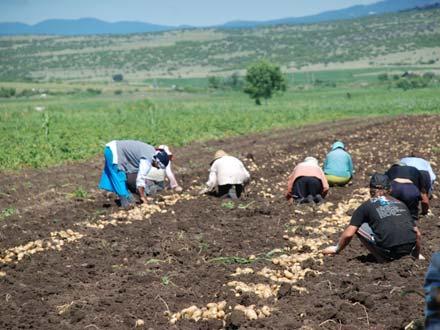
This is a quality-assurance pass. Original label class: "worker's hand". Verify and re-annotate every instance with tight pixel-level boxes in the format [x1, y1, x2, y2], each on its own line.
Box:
[198, 187, 209, 195]
[174, 186, 183, 193]
[140, 196, 149, 204]
[322, 245, 338, 255]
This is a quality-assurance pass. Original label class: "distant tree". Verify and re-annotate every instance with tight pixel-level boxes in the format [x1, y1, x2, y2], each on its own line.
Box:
[112, 74, 124, 82]
[377, 73, 389, 82]
[244, 60, 287, 105]
[208, 76, 221, 89]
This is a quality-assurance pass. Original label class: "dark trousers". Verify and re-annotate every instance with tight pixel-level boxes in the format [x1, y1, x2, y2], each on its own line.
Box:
[292, 176, 323, 200]
[357, 223, 415, 261]
[216, 184, 244, 199]
[126, 173, 164, 196]
[391, 181, 421, 220]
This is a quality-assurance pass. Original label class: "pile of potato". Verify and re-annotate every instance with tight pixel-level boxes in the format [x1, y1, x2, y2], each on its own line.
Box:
[0, 230, 83, 264]
[169, 301, 227, 324]
[234, 304, 272, 320]
[257, 266, 318, 285]
[227, 281, 279, 299]
[230, 267, 254, 277]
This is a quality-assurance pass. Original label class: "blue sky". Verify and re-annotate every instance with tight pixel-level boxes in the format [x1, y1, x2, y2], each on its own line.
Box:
[1, 0, 380, 26]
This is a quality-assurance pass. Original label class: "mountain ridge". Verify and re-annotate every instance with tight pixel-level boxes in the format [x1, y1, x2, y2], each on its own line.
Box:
[0, 0, 438, 36]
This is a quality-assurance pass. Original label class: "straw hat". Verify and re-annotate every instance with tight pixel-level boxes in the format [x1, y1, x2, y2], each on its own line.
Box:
[212, 150, 228, 163]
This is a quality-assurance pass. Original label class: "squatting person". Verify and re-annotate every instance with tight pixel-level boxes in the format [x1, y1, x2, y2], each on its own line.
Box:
[98, 140, 169, 207]
[322, 173, 421, 262]
[199, 150, 250, 200]
[286, 156, 329, 204]
[323, 140, 354, 186]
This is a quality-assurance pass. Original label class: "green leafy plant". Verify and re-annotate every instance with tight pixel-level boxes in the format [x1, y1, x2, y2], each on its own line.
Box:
[0, 207, 16, 220]
[71, 187, 89, 199]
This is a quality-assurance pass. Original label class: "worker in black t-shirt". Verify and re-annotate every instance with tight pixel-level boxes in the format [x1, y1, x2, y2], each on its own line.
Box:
[385, 161, 429, 220]
[323, 173, 421, 262]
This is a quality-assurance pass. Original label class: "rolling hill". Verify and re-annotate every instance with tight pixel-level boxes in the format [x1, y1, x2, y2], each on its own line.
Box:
[0, 7, 439, 81]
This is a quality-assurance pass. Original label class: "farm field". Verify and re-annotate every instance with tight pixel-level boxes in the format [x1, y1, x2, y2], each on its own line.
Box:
[1, 74, 440, 170]
[0, 115, 439, 329]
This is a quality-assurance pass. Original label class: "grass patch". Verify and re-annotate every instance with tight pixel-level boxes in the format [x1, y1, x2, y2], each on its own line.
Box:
[0, 207, 16, 220]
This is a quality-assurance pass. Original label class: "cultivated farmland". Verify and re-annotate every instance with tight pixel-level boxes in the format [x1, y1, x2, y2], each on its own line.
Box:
[1, 6, 440, 330]
[0, 116, 439, 329]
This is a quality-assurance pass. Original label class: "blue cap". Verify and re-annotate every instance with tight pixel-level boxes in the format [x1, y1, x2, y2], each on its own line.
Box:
[331, 141, 345, 150]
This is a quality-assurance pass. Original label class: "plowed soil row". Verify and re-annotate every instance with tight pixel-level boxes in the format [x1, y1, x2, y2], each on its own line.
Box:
[0, 115, 439, 329]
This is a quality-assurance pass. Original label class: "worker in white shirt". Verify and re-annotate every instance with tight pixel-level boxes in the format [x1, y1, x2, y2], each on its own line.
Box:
[126, 145, 182, 196]
[199, 150, 250, 200]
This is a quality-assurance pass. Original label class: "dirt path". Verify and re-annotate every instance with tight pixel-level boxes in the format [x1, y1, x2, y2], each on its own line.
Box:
[0, 115, 439, 329]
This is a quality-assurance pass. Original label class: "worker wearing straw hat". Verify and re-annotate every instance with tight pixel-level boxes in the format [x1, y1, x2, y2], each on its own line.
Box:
[199, 150, 250, 200]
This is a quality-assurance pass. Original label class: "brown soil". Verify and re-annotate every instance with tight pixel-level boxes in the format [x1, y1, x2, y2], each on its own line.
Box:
[0, 115, 439, 330]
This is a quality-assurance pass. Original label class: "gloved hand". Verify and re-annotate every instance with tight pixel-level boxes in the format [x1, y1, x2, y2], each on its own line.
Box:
[322, 245, 338, 255]
[198, 187, 209, 195]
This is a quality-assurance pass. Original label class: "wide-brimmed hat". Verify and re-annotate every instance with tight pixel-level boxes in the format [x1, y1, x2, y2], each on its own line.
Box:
[304, 156, 319, 166]
[212, 150, 228, 164]
[369, 173, 390, 190]
[331, 141, 345, 150]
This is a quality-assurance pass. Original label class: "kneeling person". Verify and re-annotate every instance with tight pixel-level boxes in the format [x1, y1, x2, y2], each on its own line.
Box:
[323, 140, 354, 186]
[199, 150, 250, 200]
[286, 157, 329, 204]
[323, 173, 421, 262]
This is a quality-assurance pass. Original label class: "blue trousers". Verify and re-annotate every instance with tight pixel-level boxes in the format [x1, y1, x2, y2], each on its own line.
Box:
[98, 147, 130, 198]
[425, 252, 440, 329]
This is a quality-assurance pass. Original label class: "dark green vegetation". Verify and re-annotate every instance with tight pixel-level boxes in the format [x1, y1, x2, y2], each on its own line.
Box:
[244, 60, 287, 105]
[0, 8, 440, 81]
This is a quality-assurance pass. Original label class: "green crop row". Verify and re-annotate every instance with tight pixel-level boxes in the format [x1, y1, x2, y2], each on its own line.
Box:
[1, 83, 440, 171]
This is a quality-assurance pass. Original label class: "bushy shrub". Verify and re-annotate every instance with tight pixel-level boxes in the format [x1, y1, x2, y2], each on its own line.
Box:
[0, 87, 16, 98]
[112, 74, 124, 82]
[86, 88, 102, 95]
[378, 73, 389, 82]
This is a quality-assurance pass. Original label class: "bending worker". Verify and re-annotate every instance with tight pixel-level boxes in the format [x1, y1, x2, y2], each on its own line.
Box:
[401, 152, 436, 197]
[126, 145, 183, 196]
[99, 140, 169, 207]
[323, 140, 354, 186]
[385, 161, 429, 220]
[286, 156, 329, 204]
[199, 150, 250, 200]
[323, 173, 421, 262]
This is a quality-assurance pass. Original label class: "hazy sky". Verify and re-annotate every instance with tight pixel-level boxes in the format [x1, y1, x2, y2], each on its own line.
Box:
[1, 0, 380, 26]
